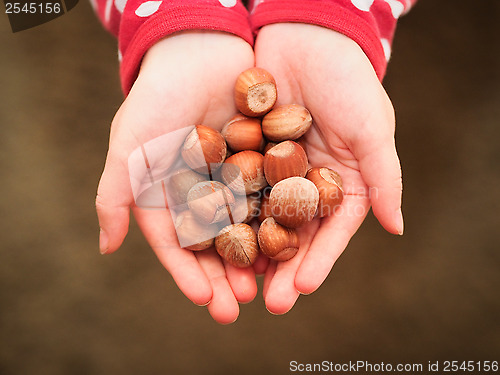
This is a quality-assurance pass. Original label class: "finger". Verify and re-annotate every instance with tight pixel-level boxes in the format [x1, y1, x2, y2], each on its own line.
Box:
[356, 135, 404, 235]
[96, 151, 133, 255]
[295, 195, 370, 295]
[263, 220, 319, 315]
[133, 206, 213, 306]
[264, 259, 302, 315]
[262, 260, 277, 302]
[253, 253, 270, 276]
[196, 249, 240, 325]
[224, 262, 258, 304]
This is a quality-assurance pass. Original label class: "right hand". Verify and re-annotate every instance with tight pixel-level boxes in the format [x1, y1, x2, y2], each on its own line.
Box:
[95, 31, 256, 324]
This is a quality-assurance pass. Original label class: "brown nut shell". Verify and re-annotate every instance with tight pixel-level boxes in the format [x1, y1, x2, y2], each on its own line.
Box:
[220, 151, 268, 195]
[234, 68, 277, 117]
[269, 176, 319, 228]
[167, 168, 207, 205]
[187, 181, 235, 224]
[181, 125, 227, 176]
[262, 104, 312, 142]
[229, 193, 261, 224]
[306, 167, 344, 217]
[215, 223, 259, 268]
[221, 115, 264, 152]
[263, 141, 308, 186]
[257, 186, 272, 223]
[258, 217, 300, 261]
[174, 211, 217, 251]
[262, 142, 278, 155]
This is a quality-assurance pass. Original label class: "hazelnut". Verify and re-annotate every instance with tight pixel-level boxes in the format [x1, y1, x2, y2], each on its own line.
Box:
[306, 167, 344, 217]
[221, 115, 264, 152]
[215, 223, 259, 268]
[220, 151, 268, 195]
[181, 125, 227, 177]
[263, 141, 308, 186]
[187, 181, 235, 224]
[262, 104, 312, 142]
[174, 211, 217, 251]
[269, 176, 319, 228]
[167, 168, 206, 205]
[258, 217, 300, 261]
[257, 186, 272, 223]
[229, 193, 261, 224]
[234, 67, 277, 117]
[262, 141, 278, 155]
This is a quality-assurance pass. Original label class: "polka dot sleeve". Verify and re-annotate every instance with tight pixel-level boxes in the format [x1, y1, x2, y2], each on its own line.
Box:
[93, 0, 253, 95]
[249, 0, 417, 81]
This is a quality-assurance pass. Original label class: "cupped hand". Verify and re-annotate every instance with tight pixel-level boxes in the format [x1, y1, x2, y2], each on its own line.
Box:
[95, 31, 256, 324]
[254, 23, 404, 314]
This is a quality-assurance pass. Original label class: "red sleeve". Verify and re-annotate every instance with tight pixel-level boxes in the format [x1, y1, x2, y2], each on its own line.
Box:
[93, 0, 254, 95]
[249, 0, 417, 81]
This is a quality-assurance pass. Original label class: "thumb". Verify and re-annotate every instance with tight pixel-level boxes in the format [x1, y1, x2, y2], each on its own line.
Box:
[349, 89, 404, 237]
[95, 150, 133, 254]
[357, 135, 404, 235]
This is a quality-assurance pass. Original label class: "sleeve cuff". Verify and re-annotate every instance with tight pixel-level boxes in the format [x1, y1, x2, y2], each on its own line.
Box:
[119, 3, 253, 95]
[250, 0, 390, 80]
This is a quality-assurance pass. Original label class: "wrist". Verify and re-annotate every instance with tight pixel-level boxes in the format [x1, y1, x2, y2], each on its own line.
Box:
[256, 23, 376, 79]
[250, 0, 402, 81]
[133, 31, 254, 95]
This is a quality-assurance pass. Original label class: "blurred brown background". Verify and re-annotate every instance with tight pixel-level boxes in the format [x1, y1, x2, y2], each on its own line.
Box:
[1, 1, 499, 374]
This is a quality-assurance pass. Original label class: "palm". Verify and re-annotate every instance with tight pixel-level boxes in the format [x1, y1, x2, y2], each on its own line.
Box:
[255, 24, 403, 314]
[96, 32, 256, 324]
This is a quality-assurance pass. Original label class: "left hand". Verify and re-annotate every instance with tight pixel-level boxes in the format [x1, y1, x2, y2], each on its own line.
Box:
[254, 23, 404, 314]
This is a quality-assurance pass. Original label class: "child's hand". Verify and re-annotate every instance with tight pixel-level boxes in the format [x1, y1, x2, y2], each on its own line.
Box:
[254, 23, 404, 314]
[95, 31, 255, 324]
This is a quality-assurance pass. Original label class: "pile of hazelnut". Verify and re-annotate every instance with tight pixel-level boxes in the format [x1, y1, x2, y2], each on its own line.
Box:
[170, 68, 344, 268]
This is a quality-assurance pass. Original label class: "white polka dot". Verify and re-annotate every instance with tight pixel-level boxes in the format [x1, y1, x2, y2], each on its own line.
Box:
[350, 0, 374, 12]
[383, 0, 404, 18]
[104, 0, 113, 22]
[250, 0, 263, 13]
[115, 0, 127, 13]
[135, 1, 162, 17]
[218, 0, 236, 7]
[380, 38, 391, 61]
[118, 49, 123, 62]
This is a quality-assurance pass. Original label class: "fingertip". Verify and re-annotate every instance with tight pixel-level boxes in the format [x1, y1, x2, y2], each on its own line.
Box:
[226, 265, 258, 304]
[372, 204, 404, 236]
[96, 200, 130, 254]
[97, 225, 128, 255]
[253, 253, 270, 275]
[212, 306, 239, 325]
[295, 267, 322, 296]
[99, 228, 109, 255]
[234, 284, 257, 305]
[206, 281, 240, 325]
[188, 284, 212, 307]
[265, 292, 299, 315]
[264, 277, 300, 315]
[173, 266, 213, 307]
[394, 208, 404, 235]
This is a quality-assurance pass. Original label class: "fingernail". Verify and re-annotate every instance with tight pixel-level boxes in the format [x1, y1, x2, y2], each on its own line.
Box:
[99, 228, 109, 254]
[395, 208, 404, 235]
